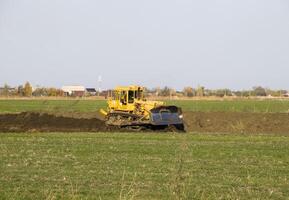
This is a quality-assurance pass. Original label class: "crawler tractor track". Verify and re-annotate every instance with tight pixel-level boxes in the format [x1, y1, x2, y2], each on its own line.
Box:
[105, 111, 185, 132]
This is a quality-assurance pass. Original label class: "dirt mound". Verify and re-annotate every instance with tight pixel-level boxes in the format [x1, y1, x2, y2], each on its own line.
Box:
[0, 112, 114, 132]
[1, 112, 289, 134]
[184, 112, 289, 134]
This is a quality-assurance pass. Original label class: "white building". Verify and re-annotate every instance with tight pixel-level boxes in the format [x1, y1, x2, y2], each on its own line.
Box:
[62, 85, 85, 97]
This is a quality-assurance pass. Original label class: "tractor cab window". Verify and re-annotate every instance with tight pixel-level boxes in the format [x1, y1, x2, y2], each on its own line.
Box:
[120, 91, 127, 105]
[128, 90, 134, 104]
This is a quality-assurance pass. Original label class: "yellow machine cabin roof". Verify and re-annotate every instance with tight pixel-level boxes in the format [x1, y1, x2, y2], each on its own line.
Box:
[114, 85, 144, 91]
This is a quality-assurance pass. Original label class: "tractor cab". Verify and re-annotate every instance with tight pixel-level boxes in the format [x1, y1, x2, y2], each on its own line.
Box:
[108, 86, 145, 112]
[118, 86, 143, 105]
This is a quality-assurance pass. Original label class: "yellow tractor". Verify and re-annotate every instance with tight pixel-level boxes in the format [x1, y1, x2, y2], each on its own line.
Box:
[100, 85, 184, 131]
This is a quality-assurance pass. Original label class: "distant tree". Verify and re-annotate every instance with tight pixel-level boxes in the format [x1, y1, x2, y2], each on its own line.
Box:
[170, 88, 176, 97]
[160, 86, 171, 96]
[225, 89, 232, 96]
[253, 86, 267, 96]
[183, 87, 195, 97]
[232, 90, 250, 97]
[215, 89, 225, 97]
[47, 88, 57, 96]
[143, 87, 154, 97]
[17, 85, 24, 96]
[56, 89, 64, 96]
[1, 84, 10, 96]
[155, 87, 161, 96]
[215, 89, 232, 97]
[204, 89, 214, 96]
[33, 87, 47, 96]
[242, 91, 251, 97]
[32, 87, 64, 97]
[266, 89, 278, 97]
[234, 91, 242, 97]
[279, 90, 288, 97]
[266, 89, 288, 97]
[196, 86, 205, 97]
[24, 82, 33, 97]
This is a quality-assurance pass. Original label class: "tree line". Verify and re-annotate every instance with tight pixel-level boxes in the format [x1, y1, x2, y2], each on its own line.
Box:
[0, 82, 63, 97]
[147, 86, 288, 98]
[0, 82, 288, 98]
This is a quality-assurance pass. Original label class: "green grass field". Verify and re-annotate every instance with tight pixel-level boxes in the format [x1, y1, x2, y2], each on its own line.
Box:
[1, 99, 289, 113]
[1, 132, 289, 199]
[1, 100, 289, 199]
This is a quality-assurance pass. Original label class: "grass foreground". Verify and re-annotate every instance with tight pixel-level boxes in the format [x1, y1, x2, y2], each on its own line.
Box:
[1, 132, 289, 199]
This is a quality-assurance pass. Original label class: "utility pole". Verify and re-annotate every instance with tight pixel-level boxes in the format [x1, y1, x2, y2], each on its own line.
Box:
[97, 75, 102, 97]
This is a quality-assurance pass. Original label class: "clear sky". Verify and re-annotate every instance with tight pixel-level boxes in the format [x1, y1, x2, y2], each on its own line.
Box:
[0, 0, 289, 90]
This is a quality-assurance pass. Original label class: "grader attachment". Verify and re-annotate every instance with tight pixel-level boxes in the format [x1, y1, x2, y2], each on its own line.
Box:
[150, 106, 183, 126]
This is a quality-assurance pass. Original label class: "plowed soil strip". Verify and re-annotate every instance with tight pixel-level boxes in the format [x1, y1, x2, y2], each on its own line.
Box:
[0, 112, 113, 132]
[0, 112, 289, 134]
[184, 112, 289, 134]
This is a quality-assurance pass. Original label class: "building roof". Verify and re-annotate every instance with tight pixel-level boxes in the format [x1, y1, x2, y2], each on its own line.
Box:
[62, 86, 85, 92]
[86, 88, 97, 92]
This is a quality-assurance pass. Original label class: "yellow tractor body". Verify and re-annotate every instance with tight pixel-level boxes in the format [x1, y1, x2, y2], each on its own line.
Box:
[100, 85, 184, 130]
